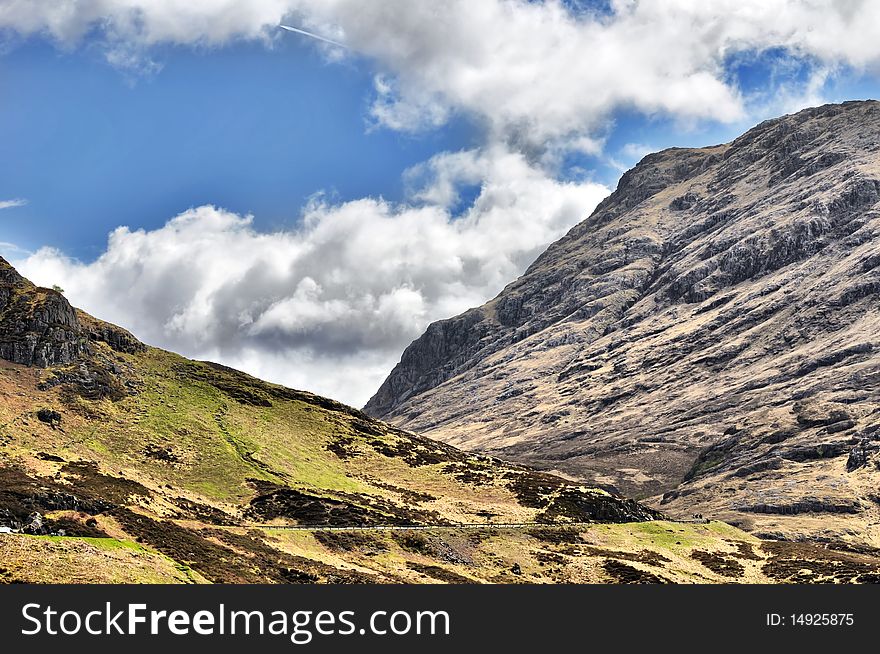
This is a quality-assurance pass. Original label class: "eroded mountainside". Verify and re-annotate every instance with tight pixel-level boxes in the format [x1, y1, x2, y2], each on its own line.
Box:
[366, 101, 880, 546]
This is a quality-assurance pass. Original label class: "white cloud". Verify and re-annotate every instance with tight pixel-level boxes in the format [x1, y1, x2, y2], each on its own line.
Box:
[14, 147, 608, 406]
[0, 0, 290, 46]
[4, 1, 880, 152]
[606, 142, 657, 172]
[619, 143, 654, 161]
[0, 198, 27, 210]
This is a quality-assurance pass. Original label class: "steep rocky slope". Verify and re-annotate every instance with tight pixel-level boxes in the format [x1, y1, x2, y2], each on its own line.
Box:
[366, 101, 880, 546]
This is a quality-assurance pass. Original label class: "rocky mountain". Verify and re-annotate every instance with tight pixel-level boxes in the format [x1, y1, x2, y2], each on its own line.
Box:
[366, 100, 880, 547]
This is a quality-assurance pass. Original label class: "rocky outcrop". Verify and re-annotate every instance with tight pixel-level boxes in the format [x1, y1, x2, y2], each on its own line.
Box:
[0, 258, 87, 366]
[366, 308, 501, 417]
[77, 310, 145, 355]
[0, 256, 145, 368]
[366, 101, 880, 542]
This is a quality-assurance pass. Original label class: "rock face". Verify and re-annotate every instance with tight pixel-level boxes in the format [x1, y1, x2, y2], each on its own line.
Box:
[366, 101, 880, 543]
[0, 258, 86, 366]
[0, 256, 144, 367]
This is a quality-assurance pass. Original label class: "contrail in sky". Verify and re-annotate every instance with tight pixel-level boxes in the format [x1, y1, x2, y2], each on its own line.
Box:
[0, 198, 27, 210]
[279, 25, 346, 48]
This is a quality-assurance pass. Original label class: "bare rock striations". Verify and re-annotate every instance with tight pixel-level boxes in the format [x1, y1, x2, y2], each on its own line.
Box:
[0, 256, 144, 367]
[0, 258, 85, 366]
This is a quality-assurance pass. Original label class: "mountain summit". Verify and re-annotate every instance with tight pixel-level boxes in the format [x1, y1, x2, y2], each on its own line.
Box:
[366, 101, 880, 545]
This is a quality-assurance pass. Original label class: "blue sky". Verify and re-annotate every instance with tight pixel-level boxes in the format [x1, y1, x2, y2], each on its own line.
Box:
[2, 1, 880, 405]
[0, 37, 479, 259]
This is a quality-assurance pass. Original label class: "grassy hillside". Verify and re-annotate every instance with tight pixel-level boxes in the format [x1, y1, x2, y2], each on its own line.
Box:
[0, 337, 667, 584]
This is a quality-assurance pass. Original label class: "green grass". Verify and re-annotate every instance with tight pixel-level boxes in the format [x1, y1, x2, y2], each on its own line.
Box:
[30, 534, 145, 552]
[599, 520, 756, 549]
[68, 348, 406, 501]
[173, 562, 202, 584]
[7, 346, 733, 566]
[223, 400, 375, 494]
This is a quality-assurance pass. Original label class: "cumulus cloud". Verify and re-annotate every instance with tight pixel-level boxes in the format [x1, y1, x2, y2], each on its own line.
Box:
[4, 1, 880, 151]
[0, 0, 290, 46]
[15, 147, 608, 405]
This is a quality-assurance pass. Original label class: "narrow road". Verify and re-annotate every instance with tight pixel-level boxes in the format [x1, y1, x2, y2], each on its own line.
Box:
[243, 518, 711, 532]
